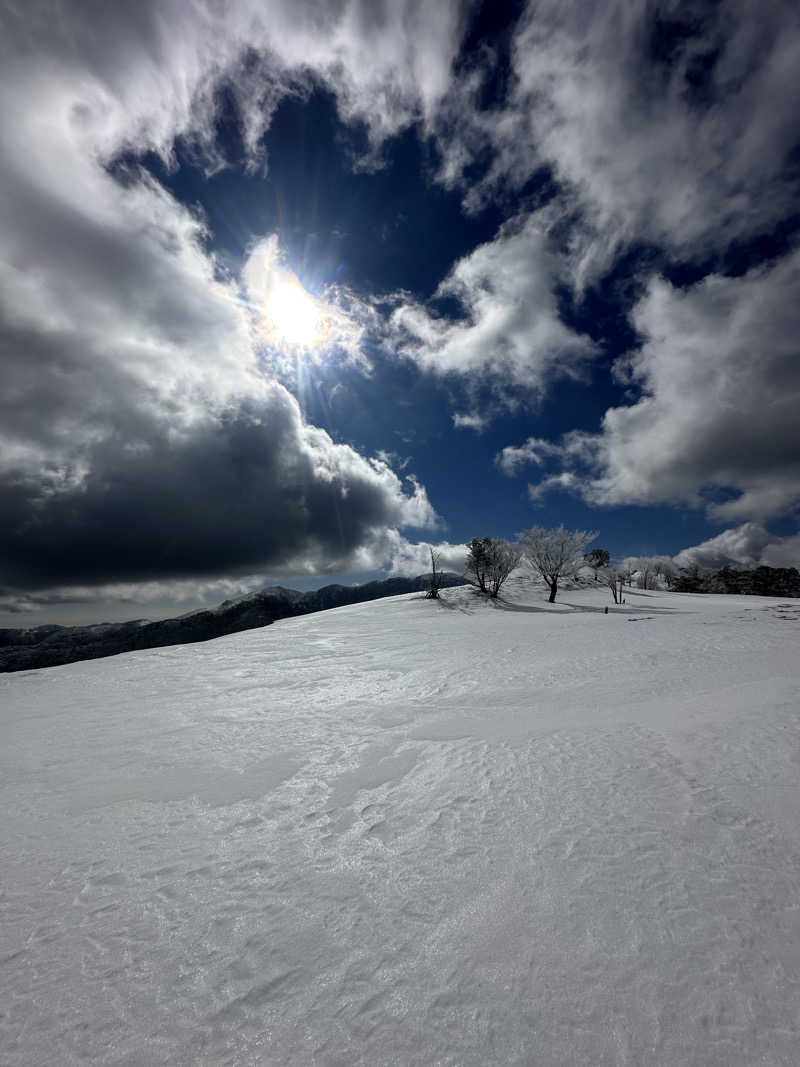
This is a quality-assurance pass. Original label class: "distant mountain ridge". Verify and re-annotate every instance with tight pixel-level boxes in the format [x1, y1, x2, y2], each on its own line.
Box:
[0, 574, 466, 673]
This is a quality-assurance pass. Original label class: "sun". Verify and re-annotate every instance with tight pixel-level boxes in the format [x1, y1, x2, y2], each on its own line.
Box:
[265, 277, 321, 347]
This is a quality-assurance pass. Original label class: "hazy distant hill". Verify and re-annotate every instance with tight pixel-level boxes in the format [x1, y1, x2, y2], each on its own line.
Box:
[0, 573, 466, 673]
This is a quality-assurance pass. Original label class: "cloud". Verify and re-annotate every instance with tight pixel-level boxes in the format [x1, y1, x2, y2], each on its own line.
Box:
[527, 472, 578, 503]
[1, 1, 469, 172]
[389, 214, 597, 398]
[385, 536, 467, 577]
[511, 252, 800, 522]
[674, 524, 773, 570]
[0, 0, 457, 600]
[496, 436, 564, 476]
[0, 575, 268, 618]
[1, 385, 437, 591]
[437, 1, 800, 280]
[243, 236, 371, 369]
[581, 253, 800, 519]
[675, 523, 800, 571]
[452, 412, 488, 432]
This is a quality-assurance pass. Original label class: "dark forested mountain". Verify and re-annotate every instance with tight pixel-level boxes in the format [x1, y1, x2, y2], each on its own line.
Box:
[0, 574, 466, 673]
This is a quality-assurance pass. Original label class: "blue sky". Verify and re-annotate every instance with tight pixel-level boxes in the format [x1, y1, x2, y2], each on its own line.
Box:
[1, 0, 799, 624]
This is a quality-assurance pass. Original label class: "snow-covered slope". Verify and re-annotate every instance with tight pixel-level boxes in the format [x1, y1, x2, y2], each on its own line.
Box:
[2, 579, 799, 1065]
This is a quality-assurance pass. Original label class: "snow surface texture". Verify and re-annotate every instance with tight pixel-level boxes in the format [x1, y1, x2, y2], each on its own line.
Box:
[2, 577, 800, 1066]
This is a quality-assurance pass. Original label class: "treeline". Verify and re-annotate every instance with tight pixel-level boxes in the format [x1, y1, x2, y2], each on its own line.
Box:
[672, 565, 800, 597]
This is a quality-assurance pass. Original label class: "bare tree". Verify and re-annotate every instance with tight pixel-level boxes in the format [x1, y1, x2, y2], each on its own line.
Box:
[597, 565, 624, 604]
[465, 536, 521, 598]
[425, 547, 443, 599]
[520, 524, 598, 603]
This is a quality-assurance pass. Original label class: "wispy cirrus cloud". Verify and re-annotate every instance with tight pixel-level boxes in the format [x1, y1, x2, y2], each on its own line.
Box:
[435, 1, 800, 281]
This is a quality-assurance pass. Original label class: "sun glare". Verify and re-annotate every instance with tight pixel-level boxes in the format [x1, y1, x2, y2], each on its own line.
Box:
[265, 278, 321, 347]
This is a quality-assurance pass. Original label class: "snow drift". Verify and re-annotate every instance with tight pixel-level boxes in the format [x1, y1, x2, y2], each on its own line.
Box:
[1, 578, 799, 1065]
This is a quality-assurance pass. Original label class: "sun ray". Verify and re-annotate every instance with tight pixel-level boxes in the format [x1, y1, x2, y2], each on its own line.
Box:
[265, 277, 321, 347]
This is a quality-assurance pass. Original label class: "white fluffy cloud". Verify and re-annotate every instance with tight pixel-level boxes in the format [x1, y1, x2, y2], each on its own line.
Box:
[386, 536, 467, 577]
[496, 436, 565, 476]
[580, 253, 800, 519]
[499, 252, 800, 523]
[390, 215, 596, 397]
[675, 524, 800, 571]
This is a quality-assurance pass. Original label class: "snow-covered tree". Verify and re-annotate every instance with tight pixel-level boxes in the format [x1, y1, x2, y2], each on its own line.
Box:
[624, 555, 677, 589]
[584, 548, 611, 579]
[521, 525, 598, 603]
[597, 566, 625, 604]
[465, 537, 521, 598]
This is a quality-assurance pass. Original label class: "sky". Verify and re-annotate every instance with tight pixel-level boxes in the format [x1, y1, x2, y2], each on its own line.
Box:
[1, 0, 799, 626]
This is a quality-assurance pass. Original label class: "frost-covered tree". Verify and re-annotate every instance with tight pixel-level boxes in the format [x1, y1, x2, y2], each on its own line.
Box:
[625, 555, 676, 589]
[521, 525, 598, 603]
[597, 566, 625, 604]
[465, 537, 521, 598]
[486, 539, 522, 598]
[584, 548, 610, 583]
[584, 548, 611, 579]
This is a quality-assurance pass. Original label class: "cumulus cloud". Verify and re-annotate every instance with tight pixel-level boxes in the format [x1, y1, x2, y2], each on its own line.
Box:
[386, 536, 467, 577]
[675, 524, 800, 571]
[390, 215, 597, 398]
[0, 0, 455, 601]
[505, 253, 800, 522]
[1, 384, 437, 590]
[578, 253, 800, 519]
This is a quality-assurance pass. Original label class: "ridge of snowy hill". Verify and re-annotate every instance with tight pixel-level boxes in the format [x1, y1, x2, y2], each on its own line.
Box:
[2, 580, 800, 1065]
[0, 572, 466, 673]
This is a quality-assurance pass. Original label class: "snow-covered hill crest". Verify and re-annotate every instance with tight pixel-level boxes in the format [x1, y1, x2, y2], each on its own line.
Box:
[2, 584, 800, 1065]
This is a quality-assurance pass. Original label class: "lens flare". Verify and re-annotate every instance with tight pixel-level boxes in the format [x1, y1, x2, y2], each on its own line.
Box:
[265, 277, 320, 347]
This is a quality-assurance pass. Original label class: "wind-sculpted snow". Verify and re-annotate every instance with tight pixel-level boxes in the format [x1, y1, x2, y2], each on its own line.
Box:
[1, 580, 800, 1065]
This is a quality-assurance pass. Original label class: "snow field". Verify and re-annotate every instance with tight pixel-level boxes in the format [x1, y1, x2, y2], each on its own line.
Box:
[1, 580, 800, 1065]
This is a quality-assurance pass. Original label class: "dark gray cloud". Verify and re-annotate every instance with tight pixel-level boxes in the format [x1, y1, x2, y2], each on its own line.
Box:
[0, 389, 434, 590]
[0, 0, 454, 602]
[2, 0, 800, 613]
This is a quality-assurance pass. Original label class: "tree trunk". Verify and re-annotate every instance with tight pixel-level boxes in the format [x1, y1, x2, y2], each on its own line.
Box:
[548, 580, 557, 603]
